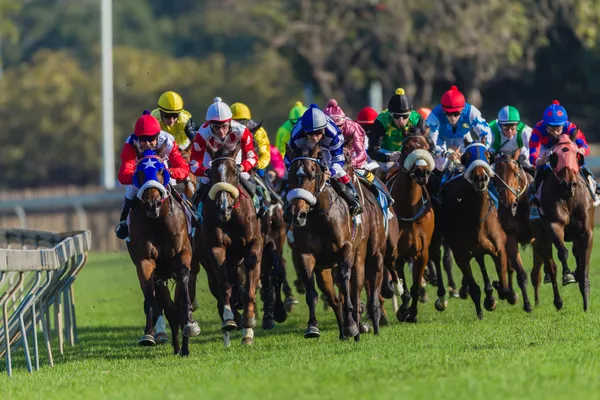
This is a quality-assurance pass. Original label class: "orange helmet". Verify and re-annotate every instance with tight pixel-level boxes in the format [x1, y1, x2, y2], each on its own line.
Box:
[416, 107, 432, 120]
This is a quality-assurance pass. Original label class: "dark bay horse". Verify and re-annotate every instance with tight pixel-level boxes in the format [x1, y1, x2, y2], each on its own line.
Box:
[177, 143, 198, 201]
[493, 149, 539, 312]
[441, 142, 511, 319]
[388, 134, 436, 322]
[285, 142, 364, 340]
[127, 142, 200, 356]
[531, 135, 594, 311]
[197, 142, 263, 345]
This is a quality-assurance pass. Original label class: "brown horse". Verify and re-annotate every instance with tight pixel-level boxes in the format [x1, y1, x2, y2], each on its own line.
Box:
[493, 149, 540, 312]
[441, 142, 511, 319]
[285, 142, 364, 340]
[388, 133, 436, 322]
[531, 136, 594, 311]
[127, 141, 200, 356]
[197, 141, 263, 345]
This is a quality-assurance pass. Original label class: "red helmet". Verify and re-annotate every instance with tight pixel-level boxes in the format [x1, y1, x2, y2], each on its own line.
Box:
[441, 85, 465, 113]
[416, 107, 432, 120]
[135, 110, 161, 137]
[356, 107, 379, 125]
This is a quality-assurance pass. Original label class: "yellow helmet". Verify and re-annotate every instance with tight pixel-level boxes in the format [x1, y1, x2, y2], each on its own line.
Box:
[157, 91, 184, 113]
[231, 102, 252, 120]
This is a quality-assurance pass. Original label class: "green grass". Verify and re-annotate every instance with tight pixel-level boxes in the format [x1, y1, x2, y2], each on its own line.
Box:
[3, 242, 600, 400]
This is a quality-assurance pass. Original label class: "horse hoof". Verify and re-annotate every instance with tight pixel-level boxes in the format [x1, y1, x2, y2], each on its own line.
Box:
[523, 303, 533, 313]
[304, 326, 320, 339]
[284, 295, 298, 312]
[154, 331, 169, 344]
[222, 319, 238, 332]
[183, 321, 201, 337]
[192, 298, 200, 312]
[274, 301, 288, 323]
[396, 308, 409, 322]
[179, 348, 190, 357]
[359, 301, 366, 315]
[262, 318, 276, 330]
[562, 273, 576, 286]
[359, 322, 370, 334]
[543, 273, 551, 284]
[379, 315, 389, 327]
[554, 298, 564, 311]
[138, 334, 156, 346]
[241, 315, 257, 329]
[484, 297, 497, 312]
[343, 323, 359, 338]
[508, 292, 518, 305]
[419, 292, 429, 303]
[449, 288, 459, 298]
[241, 337, 254, 345]
[459, 286, 469, 299]
[477, 311, 484, 320]
[435, 298, 448, 312]
[405, 315, 417, 323]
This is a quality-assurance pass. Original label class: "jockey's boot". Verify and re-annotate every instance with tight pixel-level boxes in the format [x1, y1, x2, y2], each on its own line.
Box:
[580, 165, 600, 207]
[192, 180, 211, 219]
[529, 167, 547, 220]
[331, 179, 363, 216]
[115, 197, 135, 240]
[362, 171, 395, 206]
[255, 184, 269, 218]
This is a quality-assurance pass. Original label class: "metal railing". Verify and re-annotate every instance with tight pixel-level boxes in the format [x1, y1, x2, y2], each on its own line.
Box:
[0, 228, 92, 377]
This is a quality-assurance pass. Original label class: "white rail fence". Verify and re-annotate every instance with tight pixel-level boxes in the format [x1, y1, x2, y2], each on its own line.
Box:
[0, 228, 92, 377]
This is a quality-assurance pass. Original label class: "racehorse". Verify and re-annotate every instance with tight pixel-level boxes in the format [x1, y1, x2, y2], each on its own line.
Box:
[285, 142, 364, 340]
[493, 149, 539, 312]
[387, 133, 436, 322]
[127, 141, 200, 356]
[531, 135, 594, 311]
[197, 141, 263, 345]
[440, 142, 511, 319]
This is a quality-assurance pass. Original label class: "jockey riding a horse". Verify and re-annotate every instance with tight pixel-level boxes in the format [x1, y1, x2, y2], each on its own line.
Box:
[276, 101, 308, 157]
[115, 111, 191, 240]
[488, 105, 533, 169]
[283, 104, 364, 218]
[189, 97, 263, 214]
[323, 98, 394, 206]
[528, 100, 600, 219]
[366, 88, 430, 176]
[151, 91, 198, 151]
[427, 85, 493, 183]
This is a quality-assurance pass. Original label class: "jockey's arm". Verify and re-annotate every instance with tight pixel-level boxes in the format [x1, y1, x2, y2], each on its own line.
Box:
[426, 112, 447, 158]
[518, 125, 533, 167]
[184, 118, 198, 142]
[348, 121, 367, 167]
[528, 128, 543, 166]
[325, 127, 350, 183]
[117, 142, 137, 185]
[569, 123, 590, 156]
[189, 134, 208, 177]
[468, 106, 492, 146]
[254, 126, 271, 170]
[167, 145, 190, 180]
[366, 119, 392, 162]
[276, 122, 292, 156]
[240, 128, 258, 172]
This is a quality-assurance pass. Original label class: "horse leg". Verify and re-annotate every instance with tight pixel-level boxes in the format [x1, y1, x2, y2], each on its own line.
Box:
[260, 243, 276, 330]
[176, 252, 198, 356]
[278, 252, 298, 313]
[211, 247, 236, 333]
[271, 249, 289, 323]
[475, 255, 496, 312]
[430, 235, 448, 312]
[548, 222, 575, 285]
[241, 237, 262, 345]
[506, 235, 532, 312]
[136, 259, 158, 346]
[531, 244, 543, 307]
[350, 249, 366, 341]
[455, 252, 483, 319]
[155, 281, 181, 355]
[573, 231, 592, 311]
[315, 270, 344, 339]
[443, 241, 458, 297]
[189, 256, 200, 312]
[395, 257, 412, 322]
[365, 252, 384, 335]
[296, 253, 320, 338]
[406, 251, 428, 323]
[338, 242, 359, 338]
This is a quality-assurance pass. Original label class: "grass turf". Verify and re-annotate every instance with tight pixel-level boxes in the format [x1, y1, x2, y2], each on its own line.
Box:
[2, 243, 600, 400]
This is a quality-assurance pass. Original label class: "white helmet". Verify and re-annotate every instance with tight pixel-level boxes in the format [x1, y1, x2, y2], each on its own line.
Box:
[206, 97, 233, 122]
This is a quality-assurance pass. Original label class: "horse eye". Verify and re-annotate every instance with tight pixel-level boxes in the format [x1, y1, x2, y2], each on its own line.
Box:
[308, 173, 316, 180]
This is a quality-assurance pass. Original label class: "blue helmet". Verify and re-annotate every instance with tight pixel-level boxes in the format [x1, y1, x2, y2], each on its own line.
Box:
[543, 100, 568, 126]
[301, 104, 328, 133]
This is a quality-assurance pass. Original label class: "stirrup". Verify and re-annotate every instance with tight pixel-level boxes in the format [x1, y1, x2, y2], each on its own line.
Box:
[529, 205, 540, 220]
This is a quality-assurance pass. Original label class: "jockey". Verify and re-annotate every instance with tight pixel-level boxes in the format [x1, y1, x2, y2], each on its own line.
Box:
[151, 91, 198, 151]
[115, 111, 190, 240]
[427, 85, 492, 176]
[284, 104, 363, 217]
[489, 105, 533, 168]
[324, 99, 393, 205]
[189, 97, 263, 214]
[356, 106, 379, 137]
[231, 102, 271, 214]
[276, 101, 308, 157]
[529, 100, 600, 217]
[269, 145, 286, 179]
[366, 88, 429, 175]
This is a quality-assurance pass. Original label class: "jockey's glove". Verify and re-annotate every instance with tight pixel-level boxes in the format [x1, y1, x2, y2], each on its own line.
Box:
[388, 151, 402, 162]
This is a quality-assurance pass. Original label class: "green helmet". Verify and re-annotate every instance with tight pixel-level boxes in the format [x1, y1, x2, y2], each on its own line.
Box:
[289, 101, 308, 122]
[497, 105, 520, 125]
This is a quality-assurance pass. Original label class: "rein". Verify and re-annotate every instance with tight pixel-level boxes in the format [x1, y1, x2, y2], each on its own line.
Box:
[494, 158, 527, 199]
[287, 156, 328, 212]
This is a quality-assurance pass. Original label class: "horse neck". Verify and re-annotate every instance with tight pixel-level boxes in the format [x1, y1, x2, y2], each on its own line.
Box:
[470, 184, 491, 220]
[395, 170, 423, 209]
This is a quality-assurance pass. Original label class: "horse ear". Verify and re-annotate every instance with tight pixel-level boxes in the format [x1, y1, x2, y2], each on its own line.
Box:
[461, 151, 470, 166]
[549, 152, 558, 169]
[157, 140, 169, 158]
[206, 141, 216, 159]
[133, 139, 143, 159]
[285, 142, 294, 157]
[577, 153, 585, 167]
[486, 151, 495, 165]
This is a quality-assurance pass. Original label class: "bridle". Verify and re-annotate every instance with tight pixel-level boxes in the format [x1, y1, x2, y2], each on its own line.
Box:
[494, 157, 527, 203]
[287, 156, 328, 212]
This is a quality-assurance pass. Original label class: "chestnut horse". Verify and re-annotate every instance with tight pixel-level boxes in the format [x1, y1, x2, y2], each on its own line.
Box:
[493, 149, 540, 312]
[441, 142, 511, 319]
[197, 141, 263, 345]
[178, 143, 198, 200]
[387, 133, 436, 322]
[285, 142, 364, 340]
[531, 135, 594, 311]
[127, 142, 200, 356]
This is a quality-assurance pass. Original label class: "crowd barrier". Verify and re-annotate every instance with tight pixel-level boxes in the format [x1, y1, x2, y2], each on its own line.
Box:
[0, 229, 91, 377]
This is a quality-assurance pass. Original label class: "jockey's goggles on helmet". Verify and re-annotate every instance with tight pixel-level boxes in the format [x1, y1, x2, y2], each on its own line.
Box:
[138, 134, 159, 142]
[160, 111, 180, 120]
[210, 121, 230, 129]
[306, 129, 325, 137]
[444, 111, 461, 117]
[391, 112, 411, 120]
[501, 124, 518, 131]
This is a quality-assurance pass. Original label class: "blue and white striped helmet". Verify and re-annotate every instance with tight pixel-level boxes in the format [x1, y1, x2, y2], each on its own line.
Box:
[301, 104, 328, 133]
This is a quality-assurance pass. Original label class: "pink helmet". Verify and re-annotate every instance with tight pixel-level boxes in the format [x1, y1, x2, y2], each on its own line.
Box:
[323, 99, 346, 126]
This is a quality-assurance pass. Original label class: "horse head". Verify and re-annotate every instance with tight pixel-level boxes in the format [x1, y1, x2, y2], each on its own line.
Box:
[400, 126, 435, 186]
[462, 142, 495, 192]
[133, 140, 170, 219]
[206, 141, 242, 222]
[494, 148, 526, 216]
[285, 142, 326, 227]
[549, 135, 582, 200]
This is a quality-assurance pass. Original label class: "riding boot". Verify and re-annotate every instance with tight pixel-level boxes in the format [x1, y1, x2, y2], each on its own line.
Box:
[331, 179, 363, 216]
[580, 164, 600, 207]
[115, 197, 135, 240]
[255, 183, 269, 218]
[363, 171, 395, 207]
[529, 166, 549, 219]
[191, 180, 211, 220]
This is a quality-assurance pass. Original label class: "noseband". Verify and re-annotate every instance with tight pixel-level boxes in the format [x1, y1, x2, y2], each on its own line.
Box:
[494, 158, 527, 201]
[287, 156, 327, 211]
